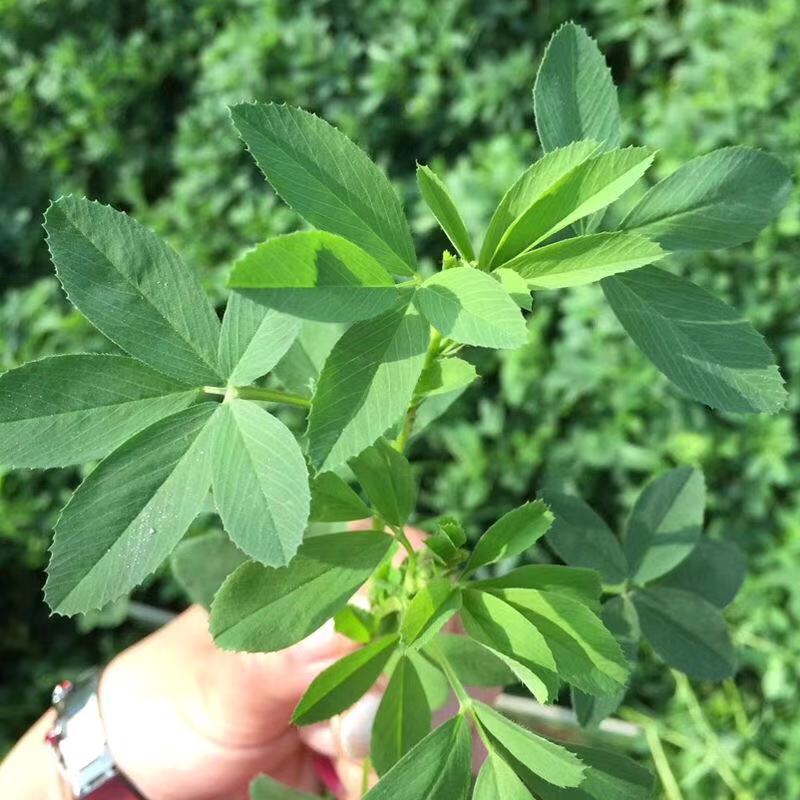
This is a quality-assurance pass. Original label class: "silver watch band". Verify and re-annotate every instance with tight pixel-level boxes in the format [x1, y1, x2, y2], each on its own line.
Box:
[46, 672, 144, 800]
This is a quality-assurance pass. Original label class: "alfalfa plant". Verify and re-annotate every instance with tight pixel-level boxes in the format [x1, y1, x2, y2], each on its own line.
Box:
[0, 21, 791, 800]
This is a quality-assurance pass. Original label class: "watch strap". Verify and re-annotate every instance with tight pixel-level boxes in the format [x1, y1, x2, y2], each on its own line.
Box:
[47, 673, 145, 799]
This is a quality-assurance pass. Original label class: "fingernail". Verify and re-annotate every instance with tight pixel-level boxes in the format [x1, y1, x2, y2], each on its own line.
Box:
[340, 693, 381, 759]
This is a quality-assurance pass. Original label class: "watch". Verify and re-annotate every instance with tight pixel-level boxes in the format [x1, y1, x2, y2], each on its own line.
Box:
[46, 672, 144, 799]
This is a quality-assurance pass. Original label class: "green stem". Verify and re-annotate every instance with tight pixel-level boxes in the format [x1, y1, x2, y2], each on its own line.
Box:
[208, 385, 311, 408]
[360, 757, 372, 797]
[393, 327, 445, 452]
[643, 723, 684, 800]
[427, 639, 471, 709]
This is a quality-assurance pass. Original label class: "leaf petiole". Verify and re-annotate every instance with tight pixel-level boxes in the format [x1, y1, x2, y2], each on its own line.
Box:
[203, 385, 311, 408]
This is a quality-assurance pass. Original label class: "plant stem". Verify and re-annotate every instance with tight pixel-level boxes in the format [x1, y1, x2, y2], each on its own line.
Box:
[204, 384, 311, 408]
[360, 757, 372, 797]
[393, 327, 445, 452]
[643, 722, 684, 800]
[427, 639, 471, 709]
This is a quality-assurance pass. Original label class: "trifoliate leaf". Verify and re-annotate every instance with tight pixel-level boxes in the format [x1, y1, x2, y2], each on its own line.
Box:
[494, 587, 629, 696]
[480, 141, 600, 268]
[490, 148, 654, 268]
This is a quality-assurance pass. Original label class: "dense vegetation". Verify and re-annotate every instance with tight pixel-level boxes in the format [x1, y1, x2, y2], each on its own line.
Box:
[2, 1, 799, 796]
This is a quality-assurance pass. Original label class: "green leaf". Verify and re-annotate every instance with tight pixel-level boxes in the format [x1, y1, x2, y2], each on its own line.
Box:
[475, 565, 602, 611]
[544, 491, 628, 585]
[218, 292, 301, 385]
[480, 141, 600, 268]
[227, 232, 401, 323]
[0, 354, 199, 468]
[490, 148, 654, 268]
[655, 538, 746, 608]
[519, 744, 655, 800]
[334, 605, 376, 644]
[494, 268, 533, 310]
[602, 266, 786, 413]
[495, 587, 628, 696]
[45, 403, 217, 615]
[210, 531, 392, 652]
[415, 356, 477, 399]
[533, 23, 621, 154]
[231, 102, 416, 276]
[349, 438, 416, 526]
[309, 472, 371, 522]
[633, 586, 736, 680]
[307, 304, 429, 470]
[428, 633, 517, 687]
[624, 466, 704, 584]
[408, 651, 451, 710]
[371, 654, 431, 775]
[45, 196, 222, 386]
[474, 752, 536, 800]
[460, 589, 558, 702]
[466, 500, 554, 574]
[474, 701, 585, 789]
[621, 147, 792, 251]
[573, 596, 640, 728]
[363, 715, 472, 800]
[502, 232, 664, 290]
[250, 775, 318, 800]
[170, 532, 248, 609]
[272, 320, 344, 398]
[292, 633, 398, 725]
[400, 579, 461, 648]
[414, 266, 526, 349]
[210, 399, 309, 567]
[416, 164, 475, 261]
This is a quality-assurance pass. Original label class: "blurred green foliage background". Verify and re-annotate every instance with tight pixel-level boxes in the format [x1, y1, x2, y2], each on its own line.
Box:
[1, 1, 799, 796]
